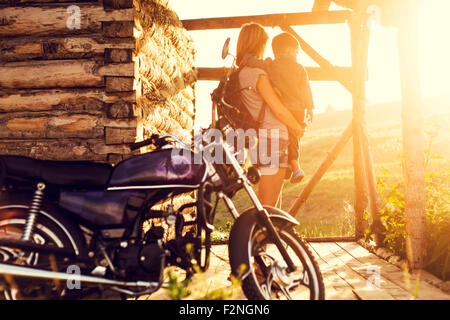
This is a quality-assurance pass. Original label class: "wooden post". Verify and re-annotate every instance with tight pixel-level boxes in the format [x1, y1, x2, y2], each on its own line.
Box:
[349, 12, 368, 240]
[397, 3, 426, 269]
[350, 8, 384, 244]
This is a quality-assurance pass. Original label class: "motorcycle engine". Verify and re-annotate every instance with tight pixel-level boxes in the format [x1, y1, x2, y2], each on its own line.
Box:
[114, 226, 165, 281]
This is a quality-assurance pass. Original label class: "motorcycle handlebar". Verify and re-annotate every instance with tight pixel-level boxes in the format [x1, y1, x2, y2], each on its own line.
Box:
[129, 134, 189, 151]
[129, 134, 159, 151]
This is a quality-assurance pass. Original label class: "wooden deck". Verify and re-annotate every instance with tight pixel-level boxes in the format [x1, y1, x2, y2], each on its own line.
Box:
[143, 242, 450, 300]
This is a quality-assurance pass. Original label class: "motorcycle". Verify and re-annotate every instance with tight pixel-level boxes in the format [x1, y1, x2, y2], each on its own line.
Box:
[0, 39, 324, 301]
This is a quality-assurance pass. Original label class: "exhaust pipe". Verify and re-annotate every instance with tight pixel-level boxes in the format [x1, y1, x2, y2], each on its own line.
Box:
[0, 263, 157, 288]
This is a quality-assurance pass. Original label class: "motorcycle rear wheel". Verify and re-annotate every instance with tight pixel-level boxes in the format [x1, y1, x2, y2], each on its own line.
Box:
[229, 208, 325, 300]
[0, 203, 84, 299]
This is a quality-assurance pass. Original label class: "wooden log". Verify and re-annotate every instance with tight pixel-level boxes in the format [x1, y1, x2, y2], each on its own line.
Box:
[398, 3, 426, 269]
[92, 143, 131, 155]
[105, 127, 136, 145]
[181, 10, 352, 30]
[0, 88, 135, 112]
[0, 4, 133, 37]
[0, 109, 136, 139]
[98, 63, 134, 76]
[0, 138, 107, 161]
[196, 66, 352, 82]
[107, 153, 124, 165]
[0, 35, 135, 62]
[105, 76, 134, 92]
[104, 48, 133, 63]
[106, 101, 134, 119]
[103, 0, 133, 9]
[103, 21, 134, 37]
[99, 117, 136, 128]
[289, 122, 353, 216]
[0, 60, 103, 88]
[0, 0, 96, 3]
[0, 113, 102, 139]
[0, 60, 134, 89]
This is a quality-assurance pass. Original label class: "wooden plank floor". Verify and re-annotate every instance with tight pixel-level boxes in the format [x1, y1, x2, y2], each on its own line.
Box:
[143, 242, 450, 300]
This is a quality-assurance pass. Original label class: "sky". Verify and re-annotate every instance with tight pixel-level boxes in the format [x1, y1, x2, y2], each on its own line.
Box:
[170, 0, 450, 129]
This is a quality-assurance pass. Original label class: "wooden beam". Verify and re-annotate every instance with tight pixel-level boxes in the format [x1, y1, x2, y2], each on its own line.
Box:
[289, 122, 353, 217]
[281, 26, 353, 92]
[196, 66, 352, 82]
[181, 10, 352, 30]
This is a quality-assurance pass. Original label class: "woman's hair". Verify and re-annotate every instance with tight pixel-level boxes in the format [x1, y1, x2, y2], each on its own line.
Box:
[236, 23, 269, 67]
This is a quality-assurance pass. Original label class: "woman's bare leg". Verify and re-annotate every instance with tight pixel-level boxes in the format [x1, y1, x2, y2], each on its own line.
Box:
[258, 168, 286, 207]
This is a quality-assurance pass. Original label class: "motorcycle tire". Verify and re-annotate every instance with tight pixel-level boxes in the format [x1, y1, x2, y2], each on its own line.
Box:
[0, 195, 86, 299]
[229, 207, 325, 300]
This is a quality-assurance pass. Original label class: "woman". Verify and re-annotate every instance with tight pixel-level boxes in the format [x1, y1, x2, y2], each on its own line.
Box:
[236, 23, 304, 208]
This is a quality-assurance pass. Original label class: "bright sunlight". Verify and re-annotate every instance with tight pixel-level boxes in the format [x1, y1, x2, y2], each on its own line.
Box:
[171, 0, 450, 129]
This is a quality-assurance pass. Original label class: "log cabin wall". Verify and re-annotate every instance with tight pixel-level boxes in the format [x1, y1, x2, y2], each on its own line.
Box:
[0, 0, 196, 165]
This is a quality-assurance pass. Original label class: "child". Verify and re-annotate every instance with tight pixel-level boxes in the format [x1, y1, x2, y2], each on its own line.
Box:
[247, 32, 314, 183]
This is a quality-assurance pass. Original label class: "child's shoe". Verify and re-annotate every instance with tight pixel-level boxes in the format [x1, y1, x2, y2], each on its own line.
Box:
[290, 168, 304, 183]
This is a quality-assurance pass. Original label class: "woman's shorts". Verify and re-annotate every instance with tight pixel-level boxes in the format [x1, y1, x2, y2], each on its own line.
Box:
[248, 137, 289, 171]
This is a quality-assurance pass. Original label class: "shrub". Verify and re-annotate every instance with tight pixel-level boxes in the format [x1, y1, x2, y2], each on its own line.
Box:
[369, 167, 450, 280]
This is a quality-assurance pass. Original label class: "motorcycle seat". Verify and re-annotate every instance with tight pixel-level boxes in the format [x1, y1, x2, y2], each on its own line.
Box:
[0, 155, 112, 188]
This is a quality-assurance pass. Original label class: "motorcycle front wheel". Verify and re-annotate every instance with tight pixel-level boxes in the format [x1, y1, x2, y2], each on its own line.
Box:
[229, 207, 325, 300]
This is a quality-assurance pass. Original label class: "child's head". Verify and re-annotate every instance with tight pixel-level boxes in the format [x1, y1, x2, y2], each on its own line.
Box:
[272, 32, 299, 57]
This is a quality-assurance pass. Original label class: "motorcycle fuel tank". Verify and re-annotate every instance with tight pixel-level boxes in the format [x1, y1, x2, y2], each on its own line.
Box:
[108, 148, 205, 190]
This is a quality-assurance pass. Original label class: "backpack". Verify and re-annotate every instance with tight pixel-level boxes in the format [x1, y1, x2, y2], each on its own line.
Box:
[218, 68, 265, 131]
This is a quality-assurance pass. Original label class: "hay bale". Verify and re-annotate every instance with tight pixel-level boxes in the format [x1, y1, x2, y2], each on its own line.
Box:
[134, 0, 197, 143]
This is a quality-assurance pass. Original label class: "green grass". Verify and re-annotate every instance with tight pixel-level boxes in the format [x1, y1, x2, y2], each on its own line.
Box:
[211, 97, 450, 238]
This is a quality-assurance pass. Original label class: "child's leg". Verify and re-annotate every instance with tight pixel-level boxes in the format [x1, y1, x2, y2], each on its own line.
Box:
[289, 136, 304, 183]
[287, 133, 299, 170]
[289, 158, 300, 172]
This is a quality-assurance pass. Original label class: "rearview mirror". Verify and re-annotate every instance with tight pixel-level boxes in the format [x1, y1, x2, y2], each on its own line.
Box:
[221, 37, 231, 60]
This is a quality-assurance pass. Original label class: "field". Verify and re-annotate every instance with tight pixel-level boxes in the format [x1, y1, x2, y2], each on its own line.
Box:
[213, 97, 450, 238]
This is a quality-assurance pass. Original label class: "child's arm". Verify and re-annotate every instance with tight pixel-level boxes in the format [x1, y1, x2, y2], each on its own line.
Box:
[256, 74, 304, 138]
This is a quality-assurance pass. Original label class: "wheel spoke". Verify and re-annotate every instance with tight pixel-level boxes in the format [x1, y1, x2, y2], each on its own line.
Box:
[240, 218, 324, 300]
[279, 284, 293, 300]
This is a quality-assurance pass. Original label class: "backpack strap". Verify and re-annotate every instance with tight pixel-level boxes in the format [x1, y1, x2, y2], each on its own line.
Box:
[234, 66, 266, 129]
